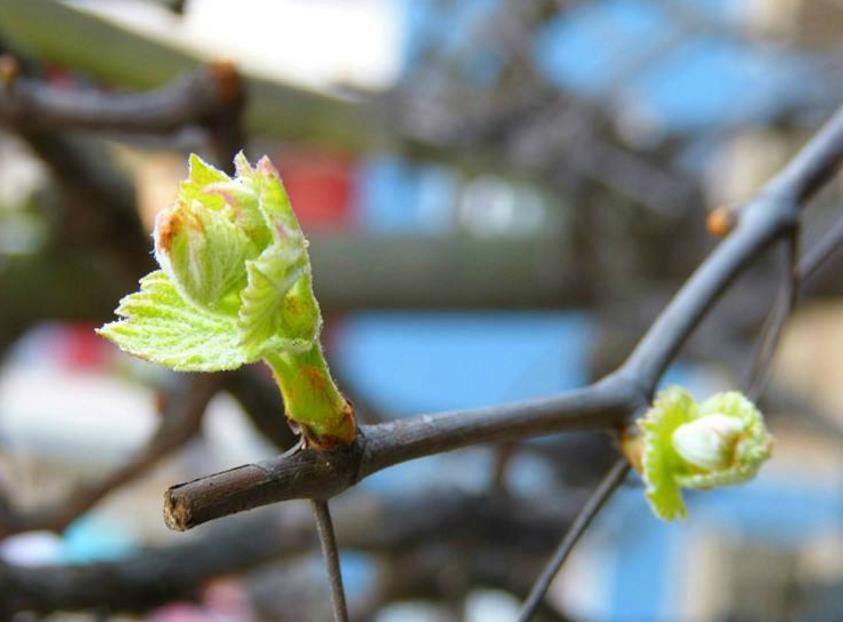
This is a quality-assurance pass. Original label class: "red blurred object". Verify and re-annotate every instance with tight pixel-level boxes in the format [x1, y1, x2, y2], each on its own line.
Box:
[277, 152, 355, 230]
[63, 323, 108, 370]
[43, 64, 79, 89]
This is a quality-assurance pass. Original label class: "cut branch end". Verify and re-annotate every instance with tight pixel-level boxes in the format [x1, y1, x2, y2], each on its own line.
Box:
[163, 441, 366, 531]
[163, 489, 191, 531]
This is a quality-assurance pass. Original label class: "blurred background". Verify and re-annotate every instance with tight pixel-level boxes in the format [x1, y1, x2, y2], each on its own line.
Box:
[1, 0, 843, 620]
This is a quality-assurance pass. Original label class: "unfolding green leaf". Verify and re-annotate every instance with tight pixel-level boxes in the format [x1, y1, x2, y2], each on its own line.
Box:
[97, 270, 250, 371]
[251, 156, 304, 245]
[640, 386, 696, 521]
[238, 244, 311, 358]
[179, 153, 229, 210]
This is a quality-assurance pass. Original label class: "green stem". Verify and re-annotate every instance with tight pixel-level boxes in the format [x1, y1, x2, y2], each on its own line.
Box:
[265, 344, 355, 446]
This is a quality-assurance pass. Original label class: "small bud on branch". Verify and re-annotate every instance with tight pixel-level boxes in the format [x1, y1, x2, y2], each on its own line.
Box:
[623, 386, 773, 521]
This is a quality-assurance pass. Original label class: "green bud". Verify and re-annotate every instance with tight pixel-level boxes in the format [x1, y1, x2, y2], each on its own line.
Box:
[672, 413, 744, 471]
[99, 153, 356, 447]
[627, 386, 773, 521]
[153, 196, 257, 314]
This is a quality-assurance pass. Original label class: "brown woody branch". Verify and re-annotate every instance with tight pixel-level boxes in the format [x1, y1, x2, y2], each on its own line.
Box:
[165, 378, 632, 530]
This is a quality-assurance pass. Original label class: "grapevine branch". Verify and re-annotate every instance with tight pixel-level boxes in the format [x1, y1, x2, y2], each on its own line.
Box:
[164, 380, 632, 529]
[164, 103, 843, 531]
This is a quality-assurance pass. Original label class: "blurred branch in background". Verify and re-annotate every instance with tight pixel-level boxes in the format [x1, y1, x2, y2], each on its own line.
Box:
[0, 57, 241, 139]
[0, 375, 219, 538]
[0, 0, 370, 148]
[0, 0, 700, 214]
[5, 0, 843, 318]
[0, 489, 581, 619]
[6, 0, 843, 320]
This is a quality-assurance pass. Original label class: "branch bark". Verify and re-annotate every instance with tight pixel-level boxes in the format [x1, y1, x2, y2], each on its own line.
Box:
[164, 376, 636, 530]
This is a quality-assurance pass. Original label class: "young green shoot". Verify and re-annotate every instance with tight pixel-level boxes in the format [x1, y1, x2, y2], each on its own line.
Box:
[98, 153, 355, 447]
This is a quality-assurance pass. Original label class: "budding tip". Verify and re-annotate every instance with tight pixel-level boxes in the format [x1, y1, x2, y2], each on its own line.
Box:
[154, 207, 181, 254]
[256, 156, 280, 179]
[707, 206, 736, 237]
[672, 414, 744, 472]
[233, 151, 253, 177]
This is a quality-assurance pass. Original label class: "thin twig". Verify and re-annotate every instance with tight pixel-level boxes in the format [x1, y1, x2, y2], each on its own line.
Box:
[746, 207, 843, 401]
[516, 458, 630, 622]
[798, 212, 843, 283]
[744, 208, 843, 402]
[491, 441, 518, 493]
[747, 230, 799, 401]
[311, 500, 349, 622]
